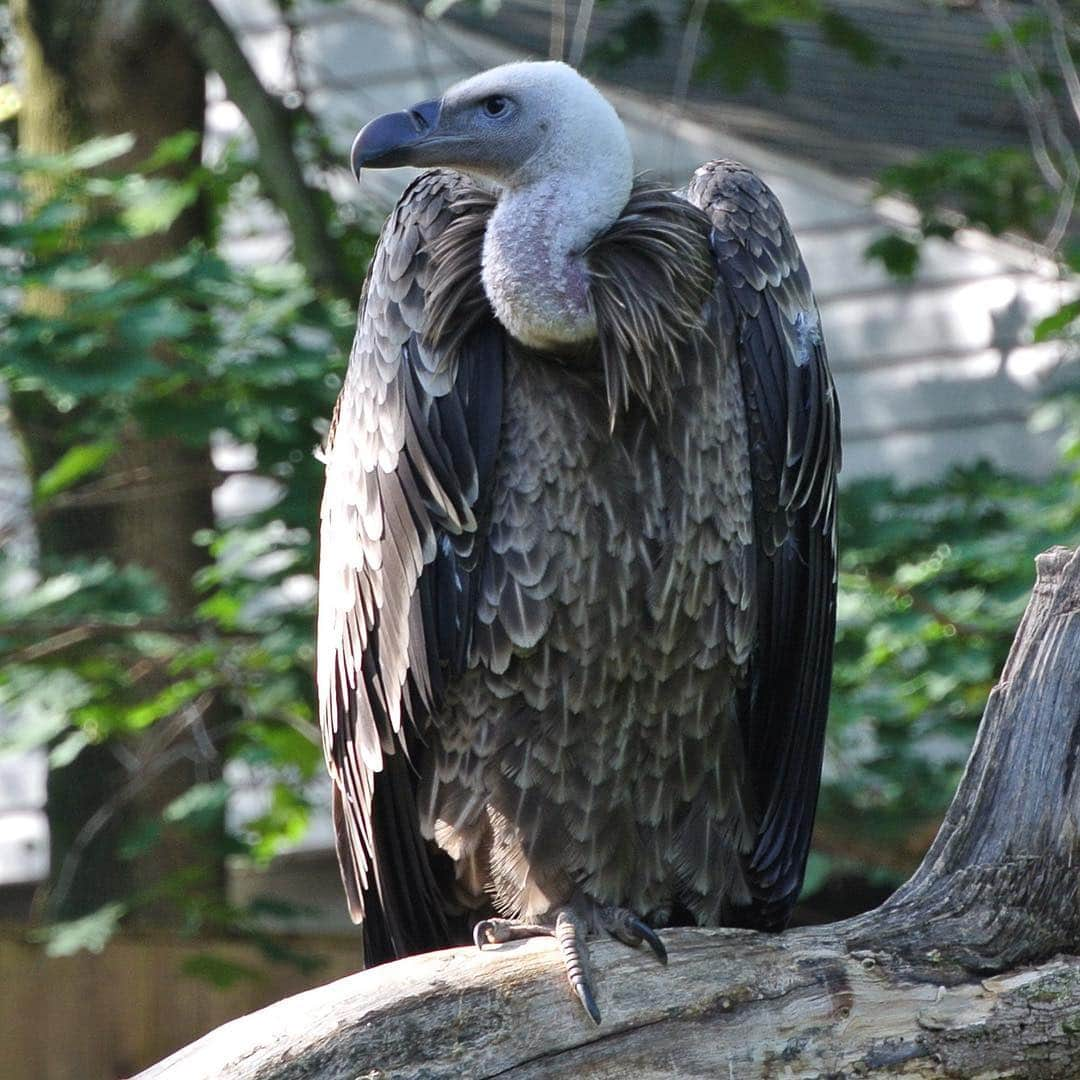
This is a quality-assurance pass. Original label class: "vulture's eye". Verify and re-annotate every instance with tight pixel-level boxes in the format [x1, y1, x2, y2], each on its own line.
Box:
[482, 95, 509, 117]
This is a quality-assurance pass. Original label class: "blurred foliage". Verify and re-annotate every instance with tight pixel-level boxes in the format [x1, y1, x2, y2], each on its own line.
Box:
[435, 0, 890, 91]
[864, 3, 1080, 348]
[590, 0, 888, 92]
[834, 0, 1080, 893]
[818, 444, 1080, 884]
[599, 0, 891, 90]
[875, 149, 1055, 247]
[0, 133, 366, 955]
[691, 0, 887, 92]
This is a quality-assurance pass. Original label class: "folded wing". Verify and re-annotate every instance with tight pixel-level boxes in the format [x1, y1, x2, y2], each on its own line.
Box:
[317, 170, 502, 961]
[688, 161, 841, 928]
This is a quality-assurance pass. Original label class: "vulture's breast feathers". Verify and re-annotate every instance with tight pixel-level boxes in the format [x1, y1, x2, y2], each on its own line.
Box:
[422, 179, 716, 424]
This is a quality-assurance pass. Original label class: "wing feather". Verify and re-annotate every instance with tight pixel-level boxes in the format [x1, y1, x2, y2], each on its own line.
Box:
[317, 170, 502, 961]
[688, 161, 841, 928]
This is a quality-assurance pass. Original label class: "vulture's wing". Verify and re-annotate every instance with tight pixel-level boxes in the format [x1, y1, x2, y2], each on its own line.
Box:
[318, 170, 502, 961]
[687, 161, 841, 929]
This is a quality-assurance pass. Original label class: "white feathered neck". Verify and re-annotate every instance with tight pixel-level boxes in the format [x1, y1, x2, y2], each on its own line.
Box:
[477, 65, 634, 350]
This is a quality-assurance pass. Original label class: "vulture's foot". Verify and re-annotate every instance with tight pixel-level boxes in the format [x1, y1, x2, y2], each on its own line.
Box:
[474, 909, 599, 1023]
[598, 905, 668, 964]
[473, 904, 667, 1025]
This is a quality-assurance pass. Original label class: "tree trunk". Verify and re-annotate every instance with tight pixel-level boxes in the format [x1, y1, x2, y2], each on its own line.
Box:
[12, 0, 223, 923]
[135, 546, 1080, 1079]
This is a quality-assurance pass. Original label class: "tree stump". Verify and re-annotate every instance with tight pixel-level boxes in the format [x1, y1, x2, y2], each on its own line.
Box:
[136, 546, 1080, 1079]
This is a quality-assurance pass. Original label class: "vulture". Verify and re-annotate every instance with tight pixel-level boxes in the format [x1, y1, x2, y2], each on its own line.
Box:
[318, 60, 840, 1023]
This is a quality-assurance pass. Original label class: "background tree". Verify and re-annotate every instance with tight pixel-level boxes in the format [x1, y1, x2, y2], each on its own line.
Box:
[1, 0, 364, 947]
[11, 0, 219, 925]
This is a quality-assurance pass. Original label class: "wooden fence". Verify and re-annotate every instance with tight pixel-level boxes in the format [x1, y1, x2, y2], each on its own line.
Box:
[0, 924, 361, 1079]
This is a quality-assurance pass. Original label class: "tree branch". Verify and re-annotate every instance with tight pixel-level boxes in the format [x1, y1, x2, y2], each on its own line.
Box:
[135, 547, 1080, 1078]
[1, 618, 261, 663]
[157, 0, 352, 296]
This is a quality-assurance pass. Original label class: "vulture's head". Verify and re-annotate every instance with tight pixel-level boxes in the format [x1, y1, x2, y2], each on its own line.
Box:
[351, 61, 633, 197]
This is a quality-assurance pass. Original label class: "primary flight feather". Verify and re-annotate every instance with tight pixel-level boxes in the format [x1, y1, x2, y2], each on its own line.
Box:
[318, 60, 840, 1022]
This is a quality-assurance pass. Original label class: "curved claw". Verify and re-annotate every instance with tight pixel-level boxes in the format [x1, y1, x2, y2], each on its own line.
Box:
[628, 917, 668, 966]
[473, 920, 494, 951]
[572, 974, 602, 1025]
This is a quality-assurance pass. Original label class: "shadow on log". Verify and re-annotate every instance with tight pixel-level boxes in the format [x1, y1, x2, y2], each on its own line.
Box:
[137, 547, 1080, 1079]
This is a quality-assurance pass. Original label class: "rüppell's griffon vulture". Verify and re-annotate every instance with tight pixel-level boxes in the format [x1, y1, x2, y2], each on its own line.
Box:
[318, 61, 840, 1023]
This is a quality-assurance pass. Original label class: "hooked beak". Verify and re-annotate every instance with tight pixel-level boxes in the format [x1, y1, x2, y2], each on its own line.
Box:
[350, 99, 443, 178]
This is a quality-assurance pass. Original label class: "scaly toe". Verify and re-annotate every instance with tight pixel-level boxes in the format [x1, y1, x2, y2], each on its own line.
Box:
[473, 917, 553, 949]
[555, 910, 601, 1025]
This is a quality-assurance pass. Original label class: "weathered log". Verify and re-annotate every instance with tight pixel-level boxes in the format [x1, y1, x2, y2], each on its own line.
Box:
[136, 546, 1080, 1079]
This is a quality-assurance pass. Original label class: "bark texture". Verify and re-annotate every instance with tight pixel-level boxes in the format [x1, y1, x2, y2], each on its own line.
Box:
[136, 546, 1080, 1079]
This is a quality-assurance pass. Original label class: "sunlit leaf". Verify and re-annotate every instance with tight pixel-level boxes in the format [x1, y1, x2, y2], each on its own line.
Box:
[48, 729, 90, 768]
[65, 134, 136, 171]
[140, 130, 201, 171]
[0, 83, 20, 122]
[33, 902, 126, 956]
[0, 669, 91, 753]
[35, 441, 117, 502]
[119, 177, 200, 237]
[164, 781, 231, 832]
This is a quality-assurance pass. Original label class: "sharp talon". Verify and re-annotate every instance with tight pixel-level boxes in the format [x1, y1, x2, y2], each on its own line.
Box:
[629, 917, 668, 965]
[572, 975, 602, 1025]
[473, 920, 492, 950]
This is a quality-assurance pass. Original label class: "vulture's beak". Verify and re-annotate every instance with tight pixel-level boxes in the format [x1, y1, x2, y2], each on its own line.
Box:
[350, 99, 443, 178]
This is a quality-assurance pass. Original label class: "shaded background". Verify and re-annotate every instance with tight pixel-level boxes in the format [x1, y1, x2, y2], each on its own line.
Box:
[0, 0, 1078, 1075]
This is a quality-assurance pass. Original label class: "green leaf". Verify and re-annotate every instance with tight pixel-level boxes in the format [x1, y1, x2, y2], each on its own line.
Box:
[124, 675, 215, 731]
[32, 902, 126, 956]
[588, 11, 665, 69]
[243, 782, 312, 863]
[864, 233, 920, 279]
[140, 130, 201, 171]
[35, 441, 117, 502]
[819, 9, 884, 67]
[117, 819, 162, 860]
[64, 134, 136, 171]
[119, 177, 200, 237]
[163, 780, 230, 827]
[42, 262, 117, 293]
[48, 729, 90, 768]
[698, 4, 790, 92]
[116, 298, 196, 346]
[1033, 299, 1080, 343]
[876, 149, 1052, 242]
[0, 669, 91, 754]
